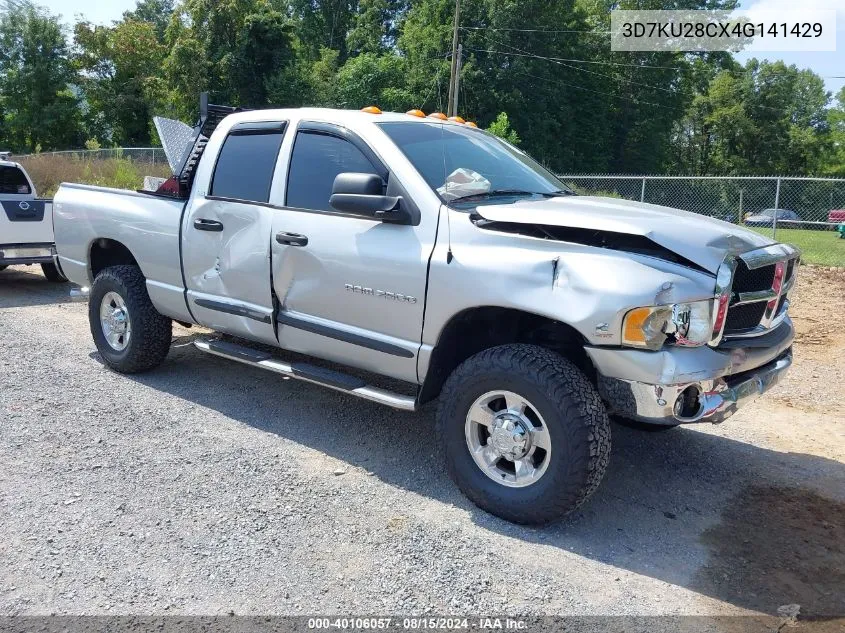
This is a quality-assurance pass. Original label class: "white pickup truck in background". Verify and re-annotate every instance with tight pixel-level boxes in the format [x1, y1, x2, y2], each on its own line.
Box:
[0, 158, 66, 282]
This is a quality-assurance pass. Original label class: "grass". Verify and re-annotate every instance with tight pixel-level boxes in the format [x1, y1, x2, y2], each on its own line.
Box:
[18, 154, 171, 198]
[748, 227, 845, 267]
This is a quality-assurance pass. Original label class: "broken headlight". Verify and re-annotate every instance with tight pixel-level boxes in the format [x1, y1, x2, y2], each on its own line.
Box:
[622, 300, 713, 350]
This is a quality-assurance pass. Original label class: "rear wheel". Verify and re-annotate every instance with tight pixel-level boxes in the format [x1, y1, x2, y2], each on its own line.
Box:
[436, 344, 611, 524]
[89, 265, 172, 373]
[41, 262, 67, 282]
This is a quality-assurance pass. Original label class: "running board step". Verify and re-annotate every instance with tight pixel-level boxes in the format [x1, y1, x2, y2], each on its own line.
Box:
[194, 339, 417, 411]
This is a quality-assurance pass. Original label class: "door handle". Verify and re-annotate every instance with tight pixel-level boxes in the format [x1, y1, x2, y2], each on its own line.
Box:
[276, 231, 309, 247]
[194, 218, 224, 232]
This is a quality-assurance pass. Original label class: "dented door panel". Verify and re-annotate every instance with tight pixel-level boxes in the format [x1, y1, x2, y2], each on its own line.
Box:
[181, 196, 277, 344]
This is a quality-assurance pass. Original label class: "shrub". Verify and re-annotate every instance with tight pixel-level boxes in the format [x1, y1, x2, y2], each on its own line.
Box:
[17, 154, 171, 198]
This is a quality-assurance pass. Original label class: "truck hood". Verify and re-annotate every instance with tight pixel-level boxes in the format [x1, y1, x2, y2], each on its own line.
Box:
[473, 195, 775, 274]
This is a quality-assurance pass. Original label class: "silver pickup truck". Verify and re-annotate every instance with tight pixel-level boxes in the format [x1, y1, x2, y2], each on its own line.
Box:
[54, 102, 797, 524]
[0, 158, 66, 281]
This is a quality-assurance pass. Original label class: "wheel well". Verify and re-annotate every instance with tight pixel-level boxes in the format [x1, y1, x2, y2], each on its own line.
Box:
[418, 307, 594, 405]
[90, 239, 138, 279]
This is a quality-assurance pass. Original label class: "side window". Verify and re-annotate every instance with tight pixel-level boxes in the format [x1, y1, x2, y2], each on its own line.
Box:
[210, 129, 284, 203]
[0, 166, 32, 195]
[286, 131, 380, 212]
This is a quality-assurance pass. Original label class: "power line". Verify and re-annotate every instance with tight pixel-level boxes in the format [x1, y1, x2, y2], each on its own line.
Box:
[463, 27, 842, 79]
[487, 37, 682, 94]
[466, 47, 685, 70]
[460, 25, 610, 35]
[507, 69, 680, 110]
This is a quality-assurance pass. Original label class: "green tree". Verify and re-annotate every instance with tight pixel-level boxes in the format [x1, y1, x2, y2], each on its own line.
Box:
[824, 88, 845, 177]
[74, 19, 167, 145]
[122, 0, 175, 39]
[163, 0, 296, 109]
[0, 4, 82, 152]
[334, 52, 413, 110]
[486, 112, 520, 144]
[671, 60, 831, 175]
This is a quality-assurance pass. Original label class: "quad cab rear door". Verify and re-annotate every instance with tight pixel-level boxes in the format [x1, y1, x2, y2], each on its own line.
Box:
[180, 120, 287, 345]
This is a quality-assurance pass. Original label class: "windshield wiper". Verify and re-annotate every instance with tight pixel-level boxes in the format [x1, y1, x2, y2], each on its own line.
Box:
[449, 189, 551, 203]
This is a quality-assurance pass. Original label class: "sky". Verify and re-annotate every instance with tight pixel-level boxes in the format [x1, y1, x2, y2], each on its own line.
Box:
[37, 0, 844, 98]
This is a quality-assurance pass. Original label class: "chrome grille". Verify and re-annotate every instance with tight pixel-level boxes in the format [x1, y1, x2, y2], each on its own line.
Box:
[732, 261, 775, 293]
[724, 302, 767, 332]
[714, 244, 800, 342]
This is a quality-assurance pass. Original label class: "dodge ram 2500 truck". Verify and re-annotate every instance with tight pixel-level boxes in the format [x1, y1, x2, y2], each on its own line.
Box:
[0, 158, 66, 281]
[53, 102, 798, 524]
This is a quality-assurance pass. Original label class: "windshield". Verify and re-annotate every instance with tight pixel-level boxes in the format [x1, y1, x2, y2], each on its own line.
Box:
[378, 121, 570, 204]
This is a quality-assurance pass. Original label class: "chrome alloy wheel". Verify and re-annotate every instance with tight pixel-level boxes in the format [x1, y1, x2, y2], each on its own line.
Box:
[464, 390, 552, 488]
[99, 291, 131, 352]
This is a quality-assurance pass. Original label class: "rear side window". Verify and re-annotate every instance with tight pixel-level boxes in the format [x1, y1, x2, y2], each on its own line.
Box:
[286, 132, 379, 212]
[210, 129, 284, 203]
[0, 165, 31, 194]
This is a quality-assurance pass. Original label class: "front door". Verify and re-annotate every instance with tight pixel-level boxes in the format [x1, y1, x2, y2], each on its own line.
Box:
[270, 124, 437, 384]
[182, 121, 286, 345]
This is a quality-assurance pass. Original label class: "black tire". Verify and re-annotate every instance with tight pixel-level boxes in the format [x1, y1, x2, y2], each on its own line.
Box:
[41, 262, 67, 282]
[436, 344, 611, 525]
[89, 265, 172, 373]
[0, 265, 7, 272]
[613, 416, 679, 432]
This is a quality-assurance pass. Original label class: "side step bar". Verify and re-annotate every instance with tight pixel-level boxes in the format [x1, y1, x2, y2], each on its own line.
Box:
[193, 339, 417, 411]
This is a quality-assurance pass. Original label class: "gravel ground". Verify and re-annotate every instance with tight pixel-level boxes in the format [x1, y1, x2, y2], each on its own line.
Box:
[1, 264, 844, 621]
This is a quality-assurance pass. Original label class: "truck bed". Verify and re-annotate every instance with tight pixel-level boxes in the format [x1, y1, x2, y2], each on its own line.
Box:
[53, 183, 189, 319]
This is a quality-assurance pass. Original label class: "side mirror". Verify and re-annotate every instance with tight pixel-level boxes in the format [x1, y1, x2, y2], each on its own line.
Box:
[329, 173, 411, 224]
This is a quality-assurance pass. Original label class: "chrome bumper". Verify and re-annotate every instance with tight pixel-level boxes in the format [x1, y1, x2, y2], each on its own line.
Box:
[0, 244, 54, 265]
[69, 285, 90, 302]
[597, 349, 792, 425]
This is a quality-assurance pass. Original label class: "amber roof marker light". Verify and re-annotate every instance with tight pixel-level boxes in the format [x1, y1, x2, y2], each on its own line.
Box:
[427, 112, 448, 120]
[448, 116, 466, 124]
[406, 109, 425, 117]
[465, 121, 478, 128]
[361, 106, 382, 114]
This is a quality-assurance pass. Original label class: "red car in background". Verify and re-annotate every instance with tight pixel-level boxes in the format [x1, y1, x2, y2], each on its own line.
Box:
[830, 209, 845, 224]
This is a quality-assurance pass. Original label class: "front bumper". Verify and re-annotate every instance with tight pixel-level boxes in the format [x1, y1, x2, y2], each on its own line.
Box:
[0, 243, 55, 265]
[588, 318, 794, 425]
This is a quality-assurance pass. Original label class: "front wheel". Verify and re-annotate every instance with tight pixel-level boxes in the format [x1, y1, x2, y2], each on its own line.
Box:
[89, 265, 172, 373]
[436, 344, 611, 525]
[41, 262, 68, 282]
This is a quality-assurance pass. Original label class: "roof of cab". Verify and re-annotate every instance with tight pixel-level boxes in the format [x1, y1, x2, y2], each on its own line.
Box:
[223, 107, 464, 126]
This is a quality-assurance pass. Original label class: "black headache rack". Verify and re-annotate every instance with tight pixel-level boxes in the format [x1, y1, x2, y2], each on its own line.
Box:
[153, 93, 248, 198]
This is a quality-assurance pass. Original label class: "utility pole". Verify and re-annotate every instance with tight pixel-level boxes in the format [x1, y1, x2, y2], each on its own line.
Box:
[451, 43, 463, 117]
[446, 0, 461, 117]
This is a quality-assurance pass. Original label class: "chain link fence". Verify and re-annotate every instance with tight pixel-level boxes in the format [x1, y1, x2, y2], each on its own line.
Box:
[19, 147, 167, 165]
[558, 175, 845, 267]
[15, 148, 171, 198]
[10, 150, 845, 266]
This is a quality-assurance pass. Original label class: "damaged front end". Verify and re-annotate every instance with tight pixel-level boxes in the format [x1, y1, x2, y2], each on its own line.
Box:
[462, 200, 799, 425]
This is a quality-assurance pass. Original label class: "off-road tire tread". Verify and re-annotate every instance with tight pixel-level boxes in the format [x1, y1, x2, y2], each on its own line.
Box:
[40, 262, 67, 282]
[89, 265, 172, 373]
[436, 344, 611, 524]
